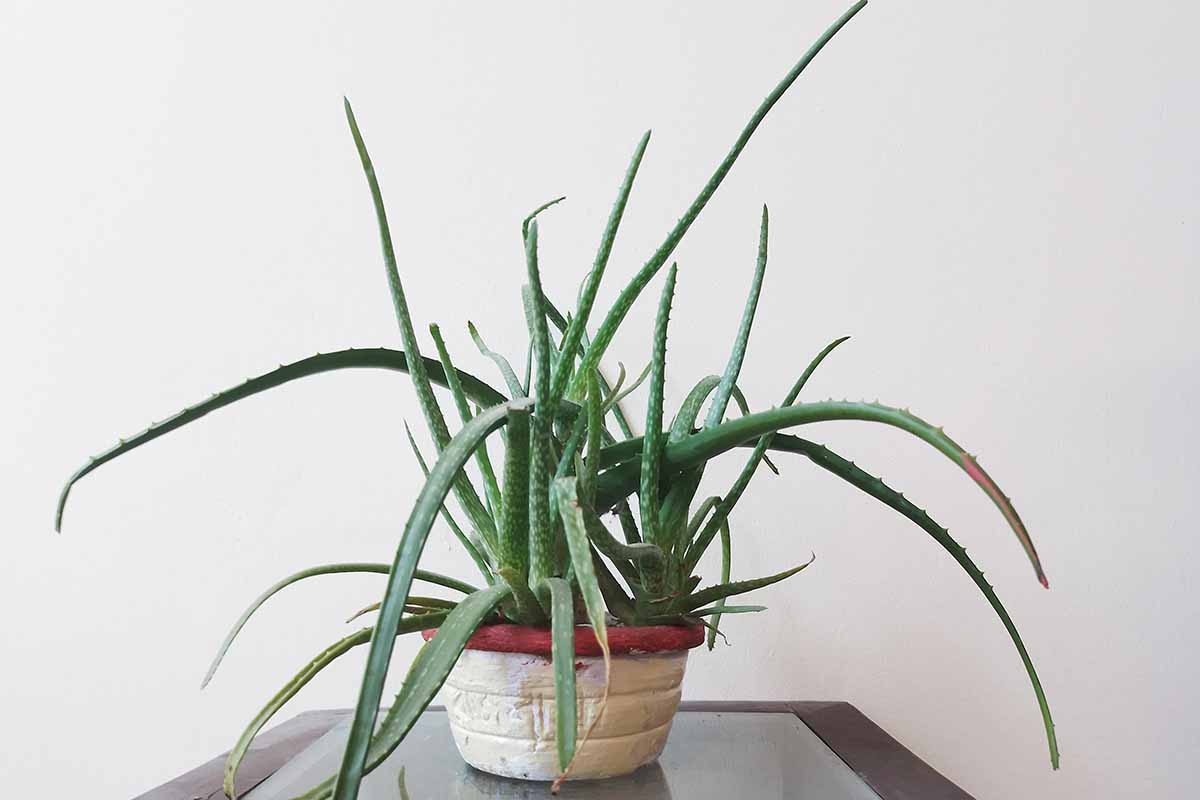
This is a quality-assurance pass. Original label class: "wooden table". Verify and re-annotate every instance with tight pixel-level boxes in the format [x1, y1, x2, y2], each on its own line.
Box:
[138, 702, 972, 799]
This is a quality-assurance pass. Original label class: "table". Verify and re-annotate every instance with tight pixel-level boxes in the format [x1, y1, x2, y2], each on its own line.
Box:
[137, 702, 972, 799]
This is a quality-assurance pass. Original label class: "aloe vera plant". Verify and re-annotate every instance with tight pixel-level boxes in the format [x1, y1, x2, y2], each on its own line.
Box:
[55, 2, 1059, 797]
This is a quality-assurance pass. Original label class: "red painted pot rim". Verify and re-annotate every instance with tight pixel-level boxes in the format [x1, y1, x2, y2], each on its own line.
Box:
[421, 623, 704, 657]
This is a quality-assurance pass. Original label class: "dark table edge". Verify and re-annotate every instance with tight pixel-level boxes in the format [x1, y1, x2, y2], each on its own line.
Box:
[135, 702, 973, 800]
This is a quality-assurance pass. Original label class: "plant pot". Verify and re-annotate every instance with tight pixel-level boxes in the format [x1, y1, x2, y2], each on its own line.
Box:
[422, 623, 704, 782]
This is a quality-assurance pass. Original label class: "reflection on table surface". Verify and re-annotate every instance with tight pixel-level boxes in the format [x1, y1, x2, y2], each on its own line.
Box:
[247, 710, 880, 800]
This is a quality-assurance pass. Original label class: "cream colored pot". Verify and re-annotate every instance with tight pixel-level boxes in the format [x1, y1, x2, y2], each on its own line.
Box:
[429, 624, 703, 782]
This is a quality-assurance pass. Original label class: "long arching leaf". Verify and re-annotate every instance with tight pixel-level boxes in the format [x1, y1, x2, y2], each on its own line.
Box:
[200, 563, 475, 689]
[55, 348, 506, 531]
[767, 434, 1059, 768]
[596, 399, 1047, 587]
[301, 583, 511, 800]
[685, 336, 850, 570]
[223, 612, 447, 799]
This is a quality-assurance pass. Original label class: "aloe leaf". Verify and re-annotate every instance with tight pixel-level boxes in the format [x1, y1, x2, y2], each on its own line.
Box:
[598, 398, 1047, 585]
[675, 555, 814, 612]
[469, 321, 526, 399]
[542, 294, 636, 441]
[580, 371, 603, 507]
[554, 479, 610, 648]
[495, 406, 531, 581]
[616, 500, 642, 546]
[403, 422, 495, 577]
[639, 264, 678, 550]
[497, 567, 546, 625]
[676, 494, 721, 569]
[523, 225, 552, 420]
[345, 601, 455, 623]
[298, 583, 511, 800]
[767, 434, 1059, 769]
[551, 131, 652, 405]
[552, 477, 611, 789]
[522, 340, 533, 396]
[565, 0, 869, 400]
[522, 196, 566, 238]
[223, 612, 447, 800]
[602, 360, 652, 415]
[706, 520, 733, 650]
[667, 376, 774, 473]
[200, 563, 474, 689]
[684, 337, 850, 570]
[429, 324, 503, 518]
[600, 362, 627, 407]
[590, 547, 638, 622]
[55, 348, 505, 531]
[328, 401, 521, 800]
[691, 604, 764, 617]
[345, 101, 502, 546]
[554, 410, 588, 480]
[705, 206, 770, 428]
[541, 577, 578, 771]
[582, 502, 664, 568]
[526, 415, 556, 597]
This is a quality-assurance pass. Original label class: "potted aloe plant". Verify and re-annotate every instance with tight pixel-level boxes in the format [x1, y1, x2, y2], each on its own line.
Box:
[55, 2, 1058, 797]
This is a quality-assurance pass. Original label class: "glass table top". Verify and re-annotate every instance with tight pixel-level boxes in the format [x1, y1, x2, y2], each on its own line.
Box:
[246, 709, 881, 799]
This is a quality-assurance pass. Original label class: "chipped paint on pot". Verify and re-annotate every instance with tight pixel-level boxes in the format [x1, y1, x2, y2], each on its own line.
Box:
[426, 624, 703, 781]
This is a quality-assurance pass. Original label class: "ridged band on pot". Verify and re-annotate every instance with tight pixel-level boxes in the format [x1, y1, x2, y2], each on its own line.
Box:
[423, 623, 704, 781]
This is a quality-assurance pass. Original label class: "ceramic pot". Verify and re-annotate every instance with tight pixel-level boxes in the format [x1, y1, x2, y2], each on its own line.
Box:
[422, 623, 704, 781]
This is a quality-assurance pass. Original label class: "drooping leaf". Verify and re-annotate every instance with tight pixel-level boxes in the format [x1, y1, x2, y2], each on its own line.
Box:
[200, 563, 475, 689]
[308, 583, 511, 800]
[521, 196, 566, 239]
[684, 337, 851, 571]
[542, 576, 578, 771]
[767, 434, 1059, 768]
[552, 477, 611, 790]
[223, 612, 446, 799]
[55, 348, 506, 531]
[469, 321, 526, 399]
[597, 399, 1047, 587]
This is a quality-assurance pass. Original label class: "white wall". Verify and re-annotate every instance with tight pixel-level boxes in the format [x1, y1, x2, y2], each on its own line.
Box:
[3, 1, 1197, 797]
